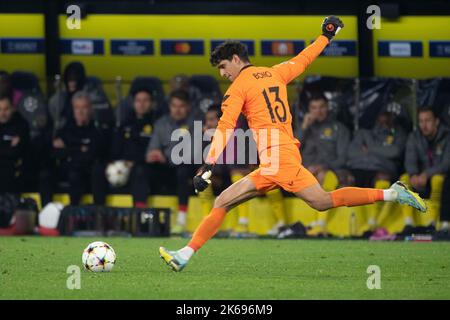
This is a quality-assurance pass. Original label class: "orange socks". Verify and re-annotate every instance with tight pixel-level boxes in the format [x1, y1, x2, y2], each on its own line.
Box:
[188, 207, 227, 251]
[331, 187, 383, 208]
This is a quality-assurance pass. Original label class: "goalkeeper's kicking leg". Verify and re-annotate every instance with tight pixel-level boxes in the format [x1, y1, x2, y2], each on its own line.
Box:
[160, 170, 427, 272]
[160, 176, 261, 272]
[293, 182, 427, 213]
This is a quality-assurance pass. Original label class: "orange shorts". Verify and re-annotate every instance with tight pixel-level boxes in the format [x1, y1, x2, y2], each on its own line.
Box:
[248, 143, 318, 193]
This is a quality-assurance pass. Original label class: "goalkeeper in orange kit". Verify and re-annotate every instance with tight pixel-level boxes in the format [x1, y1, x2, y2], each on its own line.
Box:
[160, 16, 427, 272]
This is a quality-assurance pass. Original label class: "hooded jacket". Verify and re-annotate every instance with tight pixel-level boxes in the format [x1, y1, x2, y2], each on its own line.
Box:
[48, 62, 112, 131]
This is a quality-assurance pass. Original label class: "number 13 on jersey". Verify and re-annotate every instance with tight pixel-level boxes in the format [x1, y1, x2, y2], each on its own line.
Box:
[262, 86, 287, 123]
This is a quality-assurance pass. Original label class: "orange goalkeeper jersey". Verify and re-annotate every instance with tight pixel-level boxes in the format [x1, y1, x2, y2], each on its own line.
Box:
[206, 35, 329, 164]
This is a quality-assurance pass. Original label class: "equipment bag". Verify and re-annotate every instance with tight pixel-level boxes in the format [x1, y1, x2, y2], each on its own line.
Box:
[58, 206, 171, 237]
[131, 208, 171, 237]
[103, 207, 133, 237]
[58, 205, 104, 236]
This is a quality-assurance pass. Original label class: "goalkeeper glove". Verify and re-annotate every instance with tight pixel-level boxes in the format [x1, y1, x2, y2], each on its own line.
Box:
[321, 16, 344, 41]
[193, 163, 213, 193]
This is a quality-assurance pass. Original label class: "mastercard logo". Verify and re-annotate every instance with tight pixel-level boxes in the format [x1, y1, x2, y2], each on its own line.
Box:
[271, 41, 294, 56]
[174, 42, 191, 54]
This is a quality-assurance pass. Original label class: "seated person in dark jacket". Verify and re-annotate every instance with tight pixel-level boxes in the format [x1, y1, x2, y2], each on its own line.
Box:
[405, 107, 450, 196]
[299, 92, 350, 185]
[347, 111, 407, 187]
[110, 87, 158, 207]
[146, 90, 200, 232]
[49, 61, 112, 131]
[40, 92, 109, 206]
[0, 94, 29, 193]
[401, 107, 450, 231]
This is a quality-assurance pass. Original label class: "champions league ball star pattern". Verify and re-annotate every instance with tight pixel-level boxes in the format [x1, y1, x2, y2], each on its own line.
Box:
[82, 241, 117, 272]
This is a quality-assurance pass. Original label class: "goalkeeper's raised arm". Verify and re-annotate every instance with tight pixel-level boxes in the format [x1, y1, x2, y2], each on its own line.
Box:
[272, 16, 344, 84]
[193, 16, 344, 194]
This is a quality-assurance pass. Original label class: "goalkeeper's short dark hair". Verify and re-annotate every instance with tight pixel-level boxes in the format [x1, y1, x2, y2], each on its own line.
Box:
[210, 41, 250, 67]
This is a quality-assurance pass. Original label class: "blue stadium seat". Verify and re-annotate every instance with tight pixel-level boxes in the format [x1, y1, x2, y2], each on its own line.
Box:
[10, 71, 42, 94]
[438, 79, 450, 128]
[16, 92, 49, 140]
[298, 75, 355, 130]
[84, 76, 114, 128]
[189, 75, 222, 113]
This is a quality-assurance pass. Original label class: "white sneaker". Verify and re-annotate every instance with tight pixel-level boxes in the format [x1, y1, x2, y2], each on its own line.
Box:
[171, 223, 185, 234]
[170, 212, 187, 234]
[267, 221, 286, 236]
[176, 211, 187, 227]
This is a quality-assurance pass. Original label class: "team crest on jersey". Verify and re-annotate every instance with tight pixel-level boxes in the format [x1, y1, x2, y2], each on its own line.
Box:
[384, 135, 394, 145]
[142, 124, 153, 135]
[123, 127, 131, 139]
[321, 127, 334, 139]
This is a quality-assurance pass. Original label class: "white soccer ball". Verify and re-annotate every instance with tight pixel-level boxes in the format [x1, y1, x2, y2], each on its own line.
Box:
[106, 160, 130, 187]
[82, 241, 116, 272]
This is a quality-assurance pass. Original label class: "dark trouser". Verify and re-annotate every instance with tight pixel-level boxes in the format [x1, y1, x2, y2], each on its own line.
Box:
[174, 164, 196, 206]
[211, 165, 232, 196]
[0, 164, 22, 194]
[22, 136, 47, 192]
[148, 163, 198, 206]
[106, 164, 149, 204]
[40, 163, 108, 206]
[128, 164, 150, 204]
[411, 180, 432, 199]
[441, 173, 450, 222]
[350, 169, 378, 188]
[350, 169, 394, 188]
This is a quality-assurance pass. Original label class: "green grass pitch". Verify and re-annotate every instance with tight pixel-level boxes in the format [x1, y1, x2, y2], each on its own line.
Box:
[1, 237, 450, 299]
